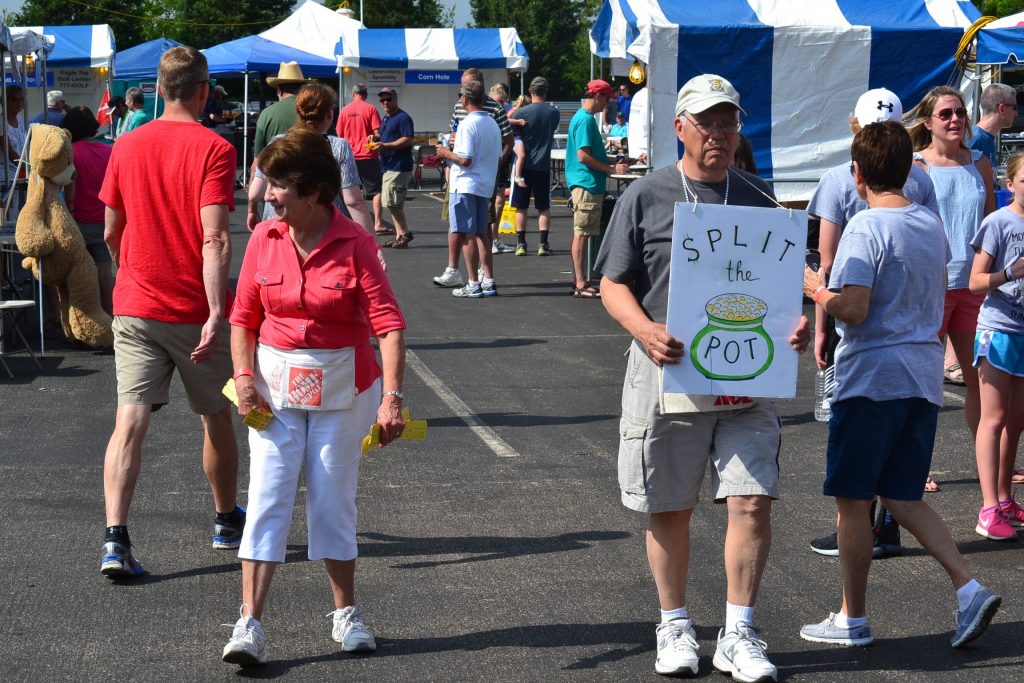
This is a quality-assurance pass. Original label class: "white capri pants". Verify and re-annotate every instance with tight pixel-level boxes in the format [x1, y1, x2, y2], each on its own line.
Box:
[239, 379, 380, 563]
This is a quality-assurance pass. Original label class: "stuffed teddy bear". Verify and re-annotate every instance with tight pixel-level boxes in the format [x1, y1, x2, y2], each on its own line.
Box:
[15, 124, 113, 348]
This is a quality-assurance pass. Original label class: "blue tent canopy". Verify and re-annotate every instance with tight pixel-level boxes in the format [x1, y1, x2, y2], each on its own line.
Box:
[114, 37, 182, 80]
[975, 13, 1024, 65]
[336, 27, 528, 70]
[14, 24, 115, 68]
[203, 35, 338, 76]
[589, 0, 980, 199]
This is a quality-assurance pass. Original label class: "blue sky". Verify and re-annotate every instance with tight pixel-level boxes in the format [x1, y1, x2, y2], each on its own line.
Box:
[0, 1, 474, 27]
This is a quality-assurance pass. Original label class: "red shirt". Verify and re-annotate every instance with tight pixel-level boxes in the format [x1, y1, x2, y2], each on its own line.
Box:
[100, 119, 237, 324]
[336, 97, 382, 161]
[70, 140, 112, 224]
[230, 207, 405, 392]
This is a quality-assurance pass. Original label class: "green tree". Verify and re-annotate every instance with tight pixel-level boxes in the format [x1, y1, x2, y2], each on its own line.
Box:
[11, 0, 149, 49]
[359, 0, 453, 28]
[974, 1, 1024, 16]
[145, 0, 294, 49]
[471, 0, 598, 100]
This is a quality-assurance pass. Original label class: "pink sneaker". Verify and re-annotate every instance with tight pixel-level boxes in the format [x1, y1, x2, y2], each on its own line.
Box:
[1000, 500, 1024, 529]
[976, 506, 1017, 541]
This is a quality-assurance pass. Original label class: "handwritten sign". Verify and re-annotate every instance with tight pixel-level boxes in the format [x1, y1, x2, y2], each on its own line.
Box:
[664, 202, 807, 399]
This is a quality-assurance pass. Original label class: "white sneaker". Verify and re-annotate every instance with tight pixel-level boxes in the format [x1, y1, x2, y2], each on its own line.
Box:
[330, 604, 377, 652]
[655, 618, 699, 676]
[432, 269, 463, 288]
[492, 241, 514, 254]
[222, 611, 267, 667]
[713, 624, 777, 683]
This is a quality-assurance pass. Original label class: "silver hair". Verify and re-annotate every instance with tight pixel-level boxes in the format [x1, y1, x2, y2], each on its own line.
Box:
[979, 83, 1016, 116]
[46, 90, 64, 107]
[125, 87, 145, 107]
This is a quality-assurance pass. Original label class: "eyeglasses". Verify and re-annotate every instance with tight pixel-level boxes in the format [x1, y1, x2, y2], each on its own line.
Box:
[933, 106, 967, 121]
[379, 97, 394, 103]
[684, 113, 742, 135]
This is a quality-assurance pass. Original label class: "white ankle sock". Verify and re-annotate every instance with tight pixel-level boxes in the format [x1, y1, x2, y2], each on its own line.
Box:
[725, 602, 755, 633]
[957, 579, 981, 612]
[660, 606, 689, 624]
[835, 610, 868, 629]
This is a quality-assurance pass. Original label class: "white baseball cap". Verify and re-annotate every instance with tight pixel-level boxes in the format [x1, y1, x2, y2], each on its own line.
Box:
[675, 74, 745, 116]
[854, 88, 903, 126]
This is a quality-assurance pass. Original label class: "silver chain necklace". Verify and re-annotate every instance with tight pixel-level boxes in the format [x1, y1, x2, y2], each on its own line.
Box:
[679, 163, 729, 205]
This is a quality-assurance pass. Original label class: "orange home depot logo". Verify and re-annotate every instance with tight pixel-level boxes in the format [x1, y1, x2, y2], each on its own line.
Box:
[288, 367, 323, 407]
[714, 395, 753, 407]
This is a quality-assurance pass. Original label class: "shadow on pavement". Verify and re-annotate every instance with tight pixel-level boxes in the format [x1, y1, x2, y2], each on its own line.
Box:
[356, 530, 630, 569]
[408, 338, 546, 351]
[425, 412, 617, 428]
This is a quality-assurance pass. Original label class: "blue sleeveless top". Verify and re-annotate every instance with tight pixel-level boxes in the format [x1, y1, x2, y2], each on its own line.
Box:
[914, 149, 986, 290]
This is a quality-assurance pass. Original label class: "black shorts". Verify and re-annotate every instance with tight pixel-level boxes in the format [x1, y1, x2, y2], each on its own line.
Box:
[356, 158, 382, 198]
[510, 169, 551, 211]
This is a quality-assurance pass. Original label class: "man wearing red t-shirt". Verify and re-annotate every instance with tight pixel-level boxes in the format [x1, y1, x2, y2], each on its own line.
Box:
[97, 46, 244, 579]
[337, 83, 385, 233]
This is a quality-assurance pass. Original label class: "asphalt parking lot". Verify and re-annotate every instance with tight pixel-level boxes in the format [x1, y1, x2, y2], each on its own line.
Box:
[1, 188, 1022, 681]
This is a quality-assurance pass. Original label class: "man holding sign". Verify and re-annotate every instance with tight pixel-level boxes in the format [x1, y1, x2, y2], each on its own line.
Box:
[595, 74, 809, 681]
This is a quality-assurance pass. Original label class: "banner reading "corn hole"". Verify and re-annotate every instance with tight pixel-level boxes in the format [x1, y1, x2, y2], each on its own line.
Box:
[664, 202, 807, 400]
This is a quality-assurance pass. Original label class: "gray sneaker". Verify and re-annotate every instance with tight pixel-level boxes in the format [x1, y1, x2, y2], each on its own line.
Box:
[799, 613, 873, 646]
[951, 586, 1001, 647]
[222, 612, 267, 667]
[654, 618, 698, 676]
[330, 604, 377, 652]
[713, 624, 777, 683]
[100, 541, 145, 579]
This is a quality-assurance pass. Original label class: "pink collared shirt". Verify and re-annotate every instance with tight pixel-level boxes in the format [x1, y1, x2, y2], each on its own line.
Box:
[230, 207, 405, 391]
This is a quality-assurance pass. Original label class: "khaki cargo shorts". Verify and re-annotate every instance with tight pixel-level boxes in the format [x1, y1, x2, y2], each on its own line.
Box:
[381, 170, 411, 209]
[571, 187, 603, 236]
[113, 315, 232, 415]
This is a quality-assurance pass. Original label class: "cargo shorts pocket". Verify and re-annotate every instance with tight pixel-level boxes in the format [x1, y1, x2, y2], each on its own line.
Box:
[618, 414, 649, 495]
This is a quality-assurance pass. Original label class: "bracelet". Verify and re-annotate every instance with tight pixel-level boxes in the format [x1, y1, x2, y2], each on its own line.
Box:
[382, 390, 404, 400]
[1005, 265, 1015, 283]
[233, 367, 254, 381]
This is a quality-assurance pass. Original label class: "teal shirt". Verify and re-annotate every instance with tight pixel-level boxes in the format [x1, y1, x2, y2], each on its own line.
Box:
[122, 109, 152, 133]
[565, 108, 608, 194]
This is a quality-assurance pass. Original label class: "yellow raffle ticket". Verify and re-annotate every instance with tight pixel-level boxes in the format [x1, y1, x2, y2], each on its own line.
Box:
[361, 408, 428, 455]
[222, 379, 274, 431]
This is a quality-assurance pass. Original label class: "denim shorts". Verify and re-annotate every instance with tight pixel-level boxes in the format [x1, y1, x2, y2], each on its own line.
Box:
[824, 396, 938, 501]
[974, 329, 1024, 377]
[449, 190, 489, 235]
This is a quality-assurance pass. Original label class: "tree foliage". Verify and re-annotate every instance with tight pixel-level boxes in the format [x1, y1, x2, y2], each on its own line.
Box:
[360, 0, 453, 28]
[145, 0, 295, 49]
[974, 1, 1024, 17]
[470, 0, 599, 100]
[11, 0, 150, 48]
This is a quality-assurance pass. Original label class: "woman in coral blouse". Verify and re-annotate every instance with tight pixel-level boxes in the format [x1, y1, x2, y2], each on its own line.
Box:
[222, 128, 406, 667]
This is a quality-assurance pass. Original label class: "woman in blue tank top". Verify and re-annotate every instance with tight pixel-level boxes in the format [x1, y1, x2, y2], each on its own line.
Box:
[907, 86, 996, 485]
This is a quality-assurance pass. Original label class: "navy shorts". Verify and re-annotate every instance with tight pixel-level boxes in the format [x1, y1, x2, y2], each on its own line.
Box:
[510, 169, 551, 211]
[824, 397, 937, 501]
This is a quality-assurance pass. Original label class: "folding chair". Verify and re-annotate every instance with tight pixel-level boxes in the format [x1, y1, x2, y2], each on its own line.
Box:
[0, 299, 43, 378]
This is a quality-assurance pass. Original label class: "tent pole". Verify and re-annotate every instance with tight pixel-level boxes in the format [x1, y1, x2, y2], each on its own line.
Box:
[243, 72, 250, 187]
[590, 54, 594, 81]
[520, 68, 524, 96]
[1, 50, 8, 225]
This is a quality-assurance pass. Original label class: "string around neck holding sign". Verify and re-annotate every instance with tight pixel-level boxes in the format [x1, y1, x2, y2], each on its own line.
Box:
[679, 163, 729, 212]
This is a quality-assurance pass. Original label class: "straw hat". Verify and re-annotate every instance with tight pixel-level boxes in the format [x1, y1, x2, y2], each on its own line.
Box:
[267, 62, 311, 88]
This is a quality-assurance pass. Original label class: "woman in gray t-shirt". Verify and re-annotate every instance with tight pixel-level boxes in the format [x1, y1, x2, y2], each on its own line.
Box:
[967, 151, 1024, 540]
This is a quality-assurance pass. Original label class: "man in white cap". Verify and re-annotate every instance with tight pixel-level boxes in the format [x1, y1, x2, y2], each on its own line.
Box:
[253, 62, 309, 156]
[594, 74, 810, 681]
[806, 88, 940, 560]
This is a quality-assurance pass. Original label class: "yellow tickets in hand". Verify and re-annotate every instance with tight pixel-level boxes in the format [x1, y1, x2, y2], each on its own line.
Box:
[361, 407, 428, 455]
[222, 379, 274, 431]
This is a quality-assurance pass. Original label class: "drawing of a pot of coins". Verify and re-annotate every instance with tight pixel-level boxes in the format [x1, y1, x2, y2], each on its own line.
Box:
[690, 293, 774, 380]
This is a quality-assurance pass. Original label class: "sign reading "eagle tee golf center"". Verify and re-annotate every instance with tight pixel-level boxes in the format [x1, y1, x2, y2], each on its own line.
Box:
[664, 203, 807, 400]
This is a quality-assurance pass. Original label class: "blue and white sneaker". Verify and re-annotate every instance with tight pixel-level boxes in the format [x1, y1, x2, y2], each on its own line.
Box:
[482, 282, 498, 297]
[452, 284, 483, 298]
[213, 506, 246, 550]
[100, 541, 145, 578]
[951, 586, 1001, 647]
[799, 613, 873, 646]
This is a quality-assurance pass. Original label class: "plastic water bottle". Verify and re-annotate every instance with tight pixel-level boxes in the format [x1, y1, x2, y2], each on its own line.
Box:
[814, 367, 834, 422]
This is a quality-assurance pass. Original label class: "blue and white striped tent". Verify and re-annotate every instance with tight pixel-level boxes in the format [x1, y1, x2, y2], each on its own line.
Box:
[590, 0, 980, 199]
[976, 12, 1024, 65]
[336, 28, 528, 70]
[15, 24, 114, 68]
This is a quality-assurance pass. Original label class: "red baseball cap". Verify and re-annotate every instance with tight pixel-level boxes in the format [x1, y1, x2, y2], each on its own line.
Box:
[585, 79, 614, 99]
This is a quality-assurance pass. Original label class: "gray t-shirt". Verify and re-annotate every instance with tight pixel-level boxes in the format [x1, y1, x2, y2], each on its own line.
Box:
[807, 162, 939, 228]
[830, 203, 949, 406]
[515, 102, 561, 172]
[596, 165, 776, 323]
[971, 206, 1024, 334]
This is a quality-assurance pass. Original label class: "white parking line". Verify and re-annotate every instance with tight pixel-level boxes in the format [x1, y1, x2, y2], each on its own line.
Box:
[405, 349, 520, 458]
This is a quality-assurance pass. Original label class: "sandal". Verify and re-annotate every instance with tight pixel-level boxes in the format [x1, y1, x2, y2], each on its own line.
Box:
[1012, 468, 1024, 485]
[375, 227, 395, 236]
[572, 285, 601, 298]
[392, 233, 414, 248]
[943, 363, 965, 386]
[381, 237, 397, 248]
[924, 477, 940, 493]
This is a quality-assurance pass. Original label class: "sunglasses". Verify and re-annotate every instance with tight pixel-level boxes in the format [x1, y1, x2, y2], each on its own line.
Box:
[379, 97, 394, 103]
[932, 106, 967, 121]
